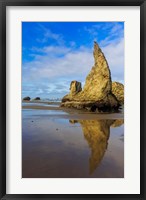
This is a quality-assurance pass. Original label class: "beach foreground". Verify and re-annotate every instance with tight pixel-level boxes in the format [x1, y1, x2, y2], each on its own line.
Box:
[22, 102, 124, 178]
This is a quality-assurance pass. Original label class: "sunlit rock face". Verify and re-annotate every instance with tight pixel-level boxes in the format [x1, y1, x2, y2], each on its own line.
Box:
[112, 82, 124, 105]
[69, 81, 82, 96]
[69, 119, 124, 174]
[61, 42, 119, 112]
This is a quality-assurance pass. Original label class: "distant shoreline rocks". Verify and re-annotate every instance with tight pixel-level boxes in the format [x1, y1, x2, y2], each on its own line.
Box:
[61, 41, 123, 112]
[22, 96, 41, 101]
[33, 97, 41, 100]
[23, 96, 31, 101]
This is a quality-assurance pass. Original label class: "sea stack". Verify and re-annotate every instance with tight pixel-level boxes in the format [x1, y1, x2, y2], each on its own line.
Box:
[34, 97, 41, 100]
[23, 96, 31, 101]
[61, 42, 119, 112]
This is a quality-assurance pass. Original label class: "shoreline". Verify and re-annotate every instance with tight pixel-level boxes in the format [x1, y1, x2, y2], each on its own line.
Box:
[22, 100, 61, 105]
[22, 105, 124, 120]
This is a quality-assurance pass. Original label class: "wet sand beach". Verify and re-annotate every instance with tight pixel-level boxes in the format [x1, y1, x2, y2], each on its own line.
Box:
[22, 101, 124, 178]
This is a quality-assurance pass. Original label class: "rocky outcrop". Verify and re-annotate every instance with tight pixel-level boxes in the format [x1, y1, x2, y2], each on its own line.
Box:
[34, 97, 41, 100]
[112, 82, 124, 105]
[61, 42, 119, 112]
[23, 96, 31, 101]
[70, 81, 82, 95]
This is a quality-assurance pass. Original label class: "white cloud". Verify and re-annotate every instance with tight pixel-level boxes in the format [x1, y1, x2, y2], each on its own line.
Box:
[102, 38, 124, 82]
[23, 46, 94, 82]
[31, 46, 71, 56]
[110, 23, 124, 36]
[83, 22, 124, 46]
[36, 24, 64, 44]
[90, 22, 124, 47]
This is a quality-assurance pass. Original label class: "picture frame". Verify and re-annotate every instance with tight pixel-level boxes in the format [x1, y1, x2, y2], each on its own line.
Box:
[0, 0, 145, 199]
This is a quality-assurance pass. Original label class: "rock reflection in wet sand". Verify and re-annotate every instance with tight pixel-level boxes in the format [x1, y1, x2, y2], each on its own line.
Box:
[69, 119, 124, 174]
[22, 115, 124, 178]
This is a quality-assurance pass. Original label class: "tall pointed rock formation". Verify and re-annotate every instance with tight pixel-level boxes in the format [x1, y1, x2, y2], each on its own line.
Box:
[83, 41, 111, 100]
[61, 42, 119, 112]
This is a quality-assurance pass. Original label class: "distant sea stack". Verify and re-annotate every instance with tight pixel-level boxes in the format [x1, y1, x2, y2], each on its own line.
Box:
[34, 97, 41, 100]
[112, 82, 124, 105]
[61, 42, 120, 112]
[23, 96, 31, 101]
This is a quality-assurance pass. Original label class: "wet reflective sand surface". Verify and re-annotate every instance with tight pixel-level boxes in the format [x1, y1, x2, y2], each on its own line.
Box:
[22, 107, 124, 178]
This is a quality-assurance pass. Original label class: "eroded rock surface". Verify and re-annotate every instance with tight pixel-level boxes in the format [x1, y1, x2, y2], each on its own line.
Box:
[112, 82, 124, 105]
[61, 42, 119, 112]
[69, 81, 82, 96]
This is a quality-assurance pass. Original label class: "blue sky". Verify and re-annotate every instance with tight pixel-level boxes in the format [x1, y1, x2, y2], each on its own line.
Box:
[22, 22, 124, 99]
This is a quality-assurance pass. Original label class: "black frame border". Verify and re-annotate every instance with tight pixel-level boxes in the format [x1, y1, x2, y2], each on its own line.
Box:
[0, 0, 145, 199]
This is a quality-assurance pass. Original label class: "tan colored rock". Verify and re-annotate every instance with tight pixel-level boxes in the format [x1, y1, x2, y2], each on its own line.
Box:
[82, 41, 111, 100]
[61, 42, 119, 112]
[70, 81, 82, 96]
[112, 82, 124, 105]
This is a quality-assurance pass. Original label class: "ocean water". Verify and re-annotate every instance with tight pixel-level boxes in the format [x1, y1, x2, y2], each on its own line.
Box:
[22, 106, 124, 178]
